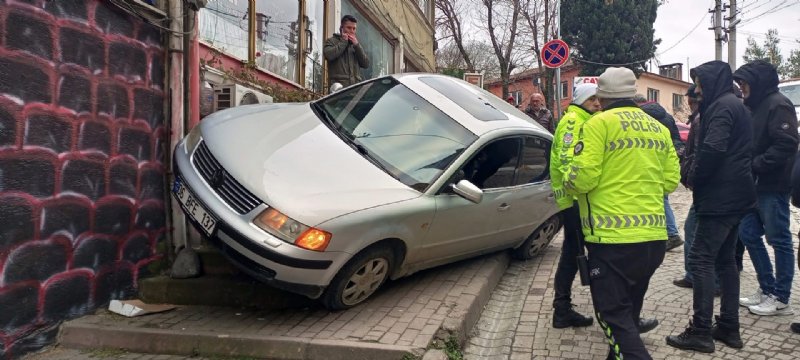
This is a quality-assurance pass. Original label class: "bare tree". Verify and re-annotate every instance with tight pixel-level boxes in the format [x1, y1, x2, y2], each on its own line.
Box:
[477, 0, 525, 98]
[520, 0, 557, 109]
[435, 0, 474, 71]
[437, 40, 502, 79]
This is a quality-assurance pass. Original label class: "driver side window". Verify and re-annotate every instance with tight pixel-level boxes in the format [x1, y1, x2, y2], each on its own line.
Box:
[461, 137, 521, 190]
[515, 136, 550, 185]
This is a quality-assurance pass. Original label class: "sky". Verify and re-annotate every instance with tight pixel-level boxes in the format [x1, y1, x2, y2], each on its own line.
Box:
[652, 0, 800, 82]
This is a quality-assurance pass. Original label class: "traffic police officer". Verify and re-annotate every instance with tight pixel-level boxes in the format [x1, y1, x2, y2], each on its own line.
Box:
[549, 83, 600, 328]
[564, 67, 681, 360]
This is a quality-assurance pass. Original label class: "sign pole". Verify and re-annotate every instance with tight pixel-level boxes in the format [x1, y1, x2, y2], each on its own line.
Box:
[555, 0, 561, 118]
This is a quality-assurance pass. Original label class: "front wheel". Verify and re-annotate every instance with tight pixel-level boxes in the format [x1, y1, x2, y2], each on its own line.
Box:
[321, 246, 394, 310]
[511, 214, 561, 260]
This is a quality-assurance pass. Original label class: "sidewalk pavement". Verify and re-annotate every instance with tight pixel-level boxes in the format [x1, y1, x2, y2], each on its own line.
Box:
[24, 249, 509, 360]
[464, 185, 800, 359]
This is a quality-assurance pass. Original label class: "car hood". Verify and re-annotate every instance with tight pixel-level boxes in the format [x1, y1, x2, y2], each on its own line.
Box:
[199, 103, 421, 225]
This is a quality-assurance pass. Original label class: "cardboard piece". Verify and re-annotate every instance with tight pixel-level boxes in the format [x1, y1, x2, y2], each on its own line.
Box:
[108, 299, 177, 317]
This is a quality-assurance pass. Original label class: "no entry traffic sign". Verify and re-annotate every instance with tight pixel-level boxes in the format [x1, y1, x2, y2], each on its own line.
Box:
[541, 39, 570, 68]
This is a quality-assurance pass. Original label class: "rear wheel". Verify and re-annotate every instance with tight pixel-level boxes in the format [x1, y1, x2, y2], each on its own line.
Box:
[321, 246, 394, 310]
[511, 214, 561, 260]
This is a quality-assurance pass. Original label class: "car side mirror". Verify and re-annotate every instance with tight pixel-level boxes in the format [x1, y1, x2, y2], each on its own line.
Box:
[452, 180, 483, 203]
[330, 82, 344, 93]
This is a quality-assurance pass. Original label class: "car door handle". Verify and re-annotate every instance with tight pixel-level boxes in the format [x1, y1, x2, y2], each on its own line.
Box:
[498, 203, 511, 211]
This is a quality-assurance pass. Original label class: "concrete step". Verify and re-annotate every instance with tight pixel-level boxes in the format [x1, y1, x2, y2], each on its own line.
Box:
[138, 274, 315, 310]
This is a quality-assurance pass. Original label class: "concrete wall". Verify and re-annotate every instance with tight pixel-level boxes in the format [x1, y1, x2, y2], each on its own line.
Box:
[0, 1, 167, 358]
[357, 0, 435, 72]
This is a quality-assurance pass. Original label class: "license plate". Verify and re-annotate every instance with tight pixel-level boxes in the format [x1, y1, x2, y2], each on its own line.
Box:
[173, 177, 217, 236]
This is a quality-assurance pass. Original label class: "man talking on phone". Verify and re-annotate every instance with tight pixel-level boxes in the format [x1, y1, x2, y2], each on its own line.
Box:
[324, 15, 370, 88]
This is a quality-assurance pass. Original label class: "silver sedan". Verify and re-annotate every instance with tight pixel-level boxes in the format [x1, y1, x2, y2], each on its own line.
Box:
[172, 73, 561, 310]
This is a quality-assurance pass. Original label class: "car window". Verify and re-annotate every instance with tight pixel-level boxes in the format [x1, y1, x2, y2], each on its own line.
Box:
[516, 136, 550, 185]
[779, 84, 800, 106]
[315, 77, 478, 192]
[460, 137, 521, 190]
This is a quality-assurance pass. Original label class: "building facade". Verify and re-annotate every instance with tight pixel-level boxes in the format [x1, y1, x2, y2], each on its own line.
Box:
[196, 0, 436, 120]
[486, 65, 581, 119]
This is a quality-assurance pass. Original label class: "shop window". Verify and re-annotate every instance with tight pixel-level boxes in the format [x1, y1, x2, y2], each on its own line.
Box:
[341, 0, 396, 80]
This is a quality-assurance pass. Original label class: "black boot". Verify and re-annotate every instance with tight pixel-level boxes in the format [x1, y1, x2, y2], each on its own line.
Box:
[553, 306, 594, 329]
[666, 323, 715, 353]
[791, 323, 800, 334]
[637, 318, 659, 334]
[711, 316, 743, 349]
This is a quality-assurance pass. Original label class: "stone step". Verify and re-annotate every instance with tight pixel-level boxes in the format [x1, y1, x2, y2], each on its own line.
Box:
[137, 275, 315, 310]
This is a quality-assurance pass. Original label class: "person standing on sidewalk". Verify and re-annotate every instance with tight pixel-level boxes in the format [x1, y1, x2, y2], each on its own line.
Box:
[733, 60, 799, 317]
[524, 93, 554, 133]
[673, 85, 701, 289]
[791, 152, 800, 334]
[548, 83, 600, 329]
[666, 60, 756, 353]
[634, 94, 685, 251]
[564, 67, 680, 360]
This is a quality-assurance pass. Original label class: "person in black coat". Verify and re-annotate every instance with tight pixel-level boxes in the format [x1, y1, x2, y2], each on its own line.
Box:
[733, 60, 799, 317]
[667, 60, 756, 353]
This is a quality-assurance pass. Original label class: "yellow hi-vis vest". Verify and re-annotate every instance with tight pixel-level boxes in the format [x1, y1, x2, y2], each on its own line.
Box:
[551, 104, 593, 210]
[563, 105, 680, 244]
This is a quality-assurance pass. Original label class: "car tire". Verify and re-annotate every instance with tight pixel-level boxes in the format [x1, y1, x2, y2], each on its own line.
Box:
[511, 214, 561, 260]
[321, 245, 395, 310]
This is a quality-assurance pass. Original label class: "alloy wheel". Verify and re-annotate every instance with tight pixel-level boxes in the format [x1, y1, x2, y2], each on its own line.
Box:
[528, 217, 559, 257]
[341, 257, 389, 306]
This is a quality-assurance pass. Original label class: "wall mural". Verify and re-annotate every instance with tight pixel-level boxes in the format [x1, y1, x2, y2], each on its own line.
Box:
[0, 0, 167, 358]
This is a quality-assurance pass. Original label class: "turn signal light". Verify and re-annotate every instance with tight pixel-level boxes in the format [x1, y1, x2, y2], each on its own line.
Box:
[295, 228, 332, 251]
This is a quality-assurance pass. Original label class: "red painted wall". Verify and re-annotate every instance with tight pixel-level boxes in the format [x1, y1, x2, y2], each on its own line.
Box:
[0, 1, 167, 358]
[487, 67, 580, 119]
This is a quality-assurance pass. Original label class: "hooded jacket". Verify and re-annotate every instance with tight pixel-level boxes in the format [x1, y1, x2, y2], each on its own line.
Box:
[688, 60, 756, 216]
[640, 101, 685, 155]
[733, 60, 799, 193]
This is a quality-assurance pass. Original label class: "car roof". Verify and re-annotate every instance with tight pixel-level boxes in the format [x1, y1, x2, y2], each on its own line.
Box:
[390, 73, 551, 137]
[779, 78, 800, 87]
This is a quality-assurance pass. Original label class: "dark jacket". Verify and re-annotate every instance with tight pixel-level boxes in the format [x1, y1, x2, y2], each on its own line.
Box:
[688, 60, 757, 216]
[323, 34, 370, 87]
[733, 60, 799, 193]
[640, 101, 685, 155]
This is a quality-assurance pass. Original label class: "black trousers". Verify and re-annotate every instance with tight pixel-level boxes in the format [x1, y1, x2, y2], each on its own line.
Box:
[587, 240, 666, 360]
[553, 204, 583, 310]
[690, 214, 742, 330]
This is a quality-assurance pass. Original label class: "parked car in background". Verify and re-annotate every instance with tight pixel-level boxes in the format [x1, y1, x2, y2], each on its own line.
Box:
[778, 79, 800, 133]
[172, 74, 561, 310]
[675, 121, 690, 143]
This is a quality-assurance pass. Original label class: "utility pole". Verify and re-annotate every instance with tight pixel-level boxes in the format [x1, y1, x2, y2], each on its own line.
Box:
[555, 0, 561, 117]
[711, 0, 723, 60]
[727, 0, 740, 70]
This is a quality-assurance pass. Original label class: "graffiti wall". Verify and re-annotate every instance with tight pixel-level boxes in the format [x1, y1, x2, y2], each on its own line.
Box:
[0, 0, 167, 358]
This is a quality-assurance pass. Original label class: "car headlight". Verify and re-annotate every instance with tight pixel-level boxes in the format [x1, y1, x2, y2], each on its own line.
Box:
[254, 208, 332, 251]
[184, 124, 202, 152]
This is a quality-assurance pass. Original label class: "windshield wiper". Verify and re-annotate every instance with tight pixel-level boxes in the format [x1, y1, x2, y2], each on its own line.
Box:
[351, 140, 394, 176]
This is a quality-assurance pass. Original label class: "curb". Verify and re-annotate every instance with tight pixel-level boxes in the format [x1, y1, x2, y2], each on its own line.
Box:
[427, 252, 510, 356]
[60, 322, 417, 360]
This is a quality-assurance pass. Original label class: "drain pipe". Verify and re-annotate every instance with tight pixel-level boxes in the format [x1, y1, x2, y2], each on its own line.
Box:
[167, 0, 187, 259]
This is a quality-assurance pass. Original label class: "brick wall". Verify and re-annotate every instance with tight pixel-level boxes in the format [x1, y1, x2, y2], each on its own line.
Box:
[0, 1, 167, 358]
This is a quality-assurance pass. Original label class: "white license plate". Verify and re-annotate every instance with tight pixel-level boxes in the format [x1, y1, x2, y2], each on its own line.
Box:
[173, 177, 217, 236]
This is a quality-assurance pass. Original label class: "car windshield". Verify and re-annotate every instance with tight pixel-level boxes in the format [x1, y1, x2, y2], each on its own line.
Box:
[779, 84, 800, 106]
[314, 77, 478, 191]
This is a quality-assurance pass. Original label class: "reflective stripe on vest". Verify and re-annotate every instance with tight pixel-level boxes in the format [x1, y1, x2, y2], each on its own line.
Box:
[581, 214, 666, 229]
[607, 138, 669, 151]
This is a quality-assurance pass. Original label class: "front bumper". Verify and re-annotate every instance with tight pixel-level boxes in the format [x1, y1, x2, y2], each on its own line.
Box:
[171, 138, 350, 298]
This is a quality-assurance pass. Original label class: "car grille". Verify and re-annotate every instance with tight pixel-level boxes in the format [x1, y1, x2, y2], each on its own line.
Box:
[192, 141, 262, 214]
